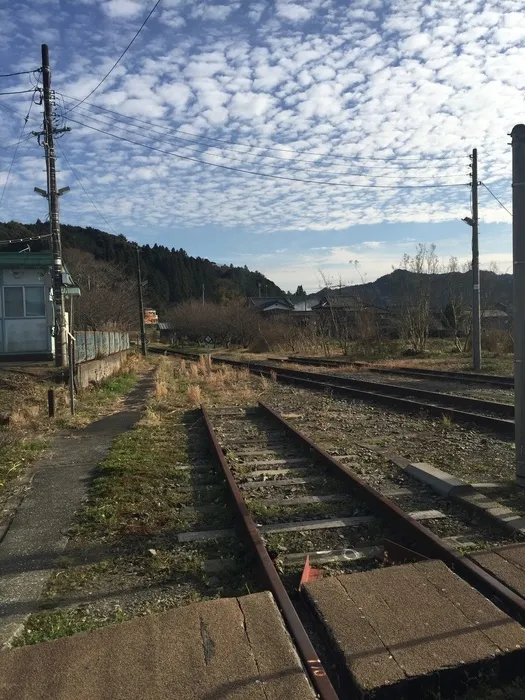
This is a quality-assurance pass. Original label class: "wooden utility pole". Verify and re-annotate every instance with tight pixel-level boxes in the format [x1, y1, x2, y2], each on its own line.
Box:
[202, 283, 205, 305]
[471, 148, 481, 370]
[511, 125, 525, 486]
[40, 45, 68, 366]
[136, 245, 147, 356]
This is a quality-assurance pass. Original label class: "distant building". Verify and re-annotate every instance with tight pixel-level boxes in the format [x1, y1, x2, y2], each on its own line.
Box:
[312, 295, 395, 336]
[144, 307, 159, 324]
[157, 321, 175, 343]
[247, 297, 295, 314]
[0, 251, 76, 360]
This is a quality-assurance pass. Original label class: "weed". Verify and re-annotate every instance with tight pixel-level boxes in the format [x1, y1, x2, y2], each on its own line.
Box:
[269, 369, 277, 382]
[441, 414, 453, 429]
[187, 385, 202, 406]
[13, 607, 128, 647]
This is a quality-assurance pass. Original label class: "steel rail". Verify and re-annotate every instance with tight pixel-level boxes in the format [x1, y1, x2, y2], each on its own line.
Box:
[155, 350, 513, 432]
[265, 363, 514, 418]
[214, 357, 514, 435]
[370, 366, 513, 389]
[258, 401, 525, 624]
[200, 405, 341, 700]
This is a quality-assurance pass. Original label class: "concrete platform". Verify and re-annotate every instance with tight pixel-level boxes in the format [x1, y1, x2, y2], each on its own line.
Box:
[303, 560, 525, 698]
[471, 542, 525, 598]
[0, 592, 316, 700]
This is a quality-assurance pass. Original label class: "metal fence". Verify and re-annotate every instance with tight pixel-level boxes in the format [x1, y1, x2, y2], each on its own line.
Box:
[74, 331, 130, 363]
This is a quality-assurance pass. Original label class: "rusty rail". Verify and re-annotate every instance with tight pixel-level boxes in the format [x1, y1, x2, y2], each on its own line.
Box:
[258, 401, 525, 624]
[200, 405, 340, 700]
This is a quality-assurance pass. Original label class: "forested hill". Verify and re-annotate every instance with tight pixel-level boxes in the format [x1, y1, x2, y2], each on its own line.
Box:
[0, 220, 283, 310]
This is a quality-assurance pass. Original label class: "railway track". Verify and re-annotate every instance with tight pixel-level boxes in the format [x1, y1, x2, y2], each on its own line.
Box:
[369, 365, 513, 389]
[197, 401, 525, 697]
[149, 347, 514, 434]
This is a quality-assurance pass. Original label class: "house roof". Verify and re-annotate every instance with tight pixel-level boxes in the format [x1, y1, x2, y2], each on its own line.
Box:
[248, 297, 294, 310]
[312, 296, 366, 310]
[0, 252, 53, 268]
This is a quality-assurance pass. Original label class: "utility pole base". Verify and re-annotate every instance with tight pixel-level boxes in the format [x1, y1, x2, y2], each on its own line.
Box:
[516, 475, 525, 489]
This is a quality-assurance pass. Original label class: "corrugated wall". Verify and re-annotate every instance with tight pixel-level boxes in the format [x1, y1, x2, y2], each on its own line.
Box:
[74, 331, 130, 363]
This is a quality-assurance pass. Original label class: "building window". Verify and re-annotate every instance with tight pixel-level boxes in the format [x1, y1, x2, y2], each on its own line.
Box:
[4, 286, 46, 318]
[4, 287, 24, 318]
[25, 286, 45, 317]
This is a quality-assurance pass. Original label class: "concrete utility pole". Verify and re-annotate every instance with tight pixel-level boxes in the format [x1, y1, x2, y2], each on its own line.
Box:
[39, 44, 69, 367]
[136, 245, 147, 356]
[471, 148, 481, 371]
[511, 125, 525, 486]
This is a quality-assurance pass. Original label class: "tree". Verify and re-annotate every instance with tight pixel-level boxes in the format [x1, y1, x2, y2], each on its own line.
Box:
[63, 249, 138, 331]
[397, 243, 438, 352]
[295, 285, 306, 298]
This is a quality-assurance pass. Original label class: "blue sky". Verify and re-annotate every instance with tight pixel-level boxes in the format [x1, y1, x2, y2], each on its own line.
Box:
[0, 0, 520, 293]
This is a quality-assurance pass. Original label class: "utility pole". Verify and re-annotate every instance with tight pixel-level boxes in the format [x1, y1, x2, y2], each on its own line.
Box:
[202, 283, 205, 305]
[511, 124, 525, 486]
[258, 283, 262, 298]
[36, 45, 70, 367]
[136, 245, 147, 356]
[471, 148, 481, 370]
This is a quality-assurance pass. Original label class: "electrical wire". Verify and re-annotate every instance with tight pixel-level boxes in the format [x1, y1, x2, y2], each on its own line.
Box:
[0, 88, 37, 96]
[60, 99, 466, 177]
[0, 69, 39, 78]
[1, 134, 34, 150]
[56, 141, 119, 235]
[0, 93, 36, 210]
[63, 106, 467, 182]
[58, 91, 468, 165]
[480, 181, 512, 217]
[0, 233, 52, 245]
[65, 115, 470, 190]
[64, 0, 162, 115]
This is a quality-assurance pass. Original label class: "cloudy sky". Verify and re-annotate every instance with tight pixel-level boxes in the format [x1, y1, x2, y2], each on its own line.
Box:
[0, 0, 520, 292]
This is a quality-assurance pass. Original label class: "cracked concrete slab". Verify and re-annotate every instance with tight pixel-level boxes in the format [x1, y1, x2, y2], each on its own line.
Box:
[0, 592, 316, 700]
[304, 560, 525, 696]
[0, 374, 154, 648]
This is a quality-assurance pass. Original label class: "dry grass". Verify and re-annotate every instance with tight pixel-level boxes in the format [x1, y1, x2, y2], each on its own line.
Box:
[186, 385, 202, 405]
[150, 357, 269, 411]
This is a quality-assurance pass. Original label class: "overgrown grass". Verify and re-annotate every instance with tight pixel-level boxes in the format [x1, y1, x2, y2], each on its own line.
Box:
[12, 355, 266, 646]
[13, 607, 128, 647]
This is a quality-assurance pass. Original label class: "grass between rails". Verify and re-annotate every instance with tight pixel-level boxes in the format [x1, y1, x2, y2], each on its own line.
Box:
[14, 357, 269, 646]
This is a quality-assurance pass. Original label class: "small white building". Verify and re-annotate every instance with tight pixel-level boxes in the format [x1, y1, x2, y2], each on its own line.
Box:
[0, 251, 70, 360]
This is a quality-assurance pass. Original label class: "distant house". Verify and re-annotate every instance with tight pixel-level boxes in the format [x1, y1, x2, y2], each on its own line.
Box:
[482, 308, 509, 330]
[0, 251, 76, 360]
[247, 297, 294, 314]
[157, 321, 175, 343]
[312, 296, 395, 336]
[144, 308, 159, 324]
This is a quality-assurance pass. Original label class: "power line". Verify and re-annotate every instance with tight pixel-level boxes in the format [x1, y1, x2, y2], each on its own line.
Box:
[56, 141, 119, 235]
[65, 115, 469, 190]
[58, 91, 468, 165]
[0, 69, 39, 78]
[0, 88, 37, 96]
[60, 99, 466, 177]
[63, 106, 466, 182]
[0, 233, 52, 245]
[1, 134, 34, 150]
[0, 93, 36, 210]
[64, 0, 162, 114]
[480, 181, 512, 217]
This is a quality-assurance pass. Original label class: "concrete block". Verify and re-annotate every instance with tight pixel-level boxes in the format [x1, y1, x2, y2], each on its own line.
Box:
[404, 462, 469, 496]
